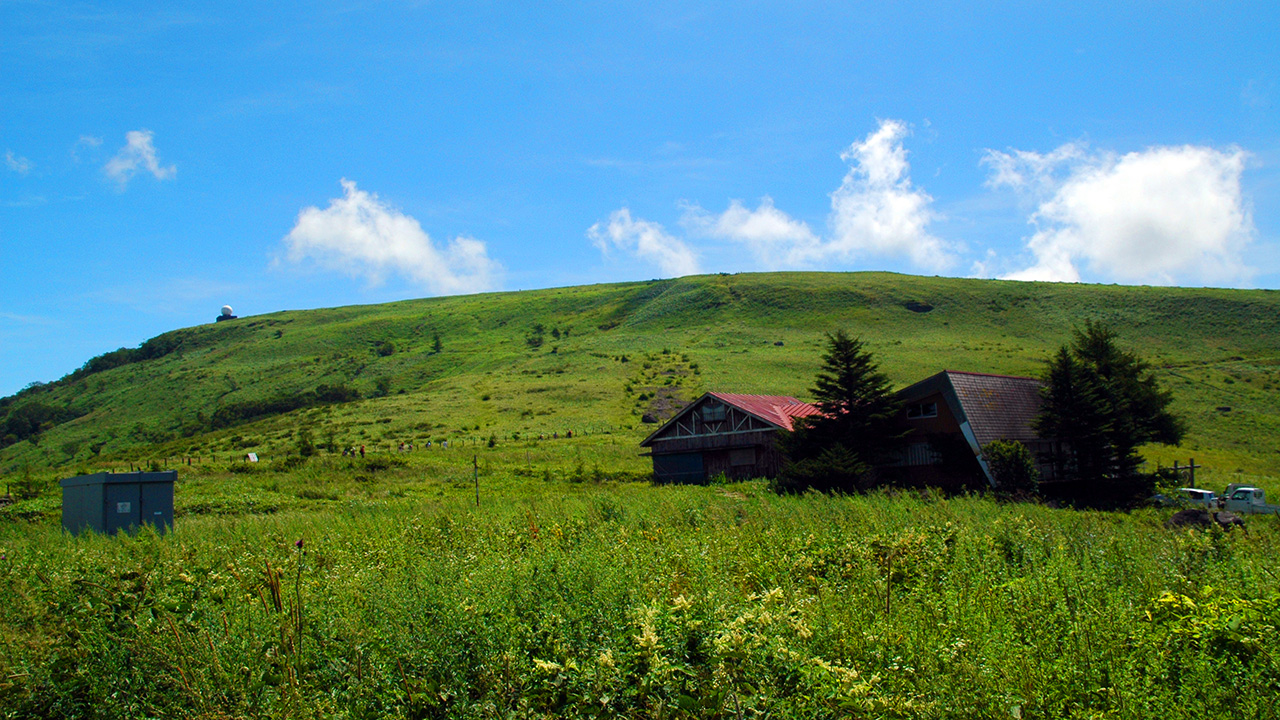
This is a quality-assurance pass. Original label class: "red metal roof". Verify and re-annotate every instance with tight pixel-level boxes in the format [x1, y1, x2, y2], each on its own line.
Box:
[706, 392, 821, 431]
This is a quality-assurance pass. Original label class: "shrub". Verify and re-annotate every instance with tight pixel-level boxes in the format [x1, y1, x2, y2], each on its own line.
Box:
[273, 455, 308, 471]
[772, 444, 869, 494]
[0, 401, 83, 448]
[526, 324, 545, 349]
[296, 428, 316, 457]
[983, 439, 1040, 495]
[362, 455, 406, 472]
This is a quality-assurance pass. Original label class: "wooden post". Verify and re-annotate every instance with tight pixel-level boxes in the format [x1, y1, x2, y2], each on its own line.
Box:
[473, 454, 479, 507]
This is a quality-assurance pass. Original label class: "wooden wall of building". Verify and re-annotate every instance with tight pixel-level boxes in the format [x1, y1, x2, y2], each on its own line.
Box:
[650, 429, 784, 482]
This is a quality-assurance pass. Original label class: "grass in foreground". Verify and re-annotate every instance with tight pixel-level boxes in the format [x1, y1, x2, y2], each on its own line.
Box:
[2, 474, 1278, 719]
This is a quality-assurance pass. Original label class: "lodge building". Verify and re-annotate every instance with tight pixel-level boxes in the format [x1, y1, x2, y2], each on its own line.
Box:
[640, 392, 819, 484]
[641, 371, 1058, 489]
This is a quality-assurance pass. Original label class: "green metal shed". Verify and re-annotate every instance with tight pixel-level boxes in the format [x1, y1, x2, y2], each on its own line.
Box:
[60, 471, 175, 535]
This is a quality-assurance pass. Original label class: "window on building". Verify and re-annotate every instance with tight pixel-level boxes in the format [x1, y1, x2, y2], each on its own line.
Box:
[701, 403, 726, 422]
[907, 402, 938, 419]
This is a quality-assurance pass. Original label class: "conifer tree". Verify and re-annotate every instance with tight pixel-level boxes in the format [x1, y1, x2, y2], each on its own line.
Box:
[1037, 320, 1184, 506]
[775, 330, 905, 493]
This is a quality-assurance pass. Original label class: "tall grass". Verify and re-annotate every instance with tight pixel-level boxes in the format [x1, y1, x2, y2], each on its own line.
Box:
[3, 480, 1277, 718]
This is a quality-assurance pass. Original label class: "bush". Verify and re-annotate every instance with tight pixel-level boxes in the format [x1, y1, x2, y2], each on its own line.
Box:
[772, 444, 869, 494]
[983, 439, 1040, 495]
[362, 455, 406, 472]
[272, 455, 308, 471]
[0, 401, 83, 448]
[209, 383, 361, 430]
[295, 428, 316, 457]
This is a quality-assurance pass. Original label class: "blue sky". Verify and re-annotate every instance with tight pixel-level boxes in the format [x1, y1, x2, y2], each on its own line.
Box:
[2, 1, 1278, 396]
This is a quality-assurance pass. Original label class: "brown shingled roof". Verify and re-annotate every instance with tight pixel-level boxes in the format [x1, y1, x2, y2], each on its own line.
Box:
[941, 371, 1043, 446]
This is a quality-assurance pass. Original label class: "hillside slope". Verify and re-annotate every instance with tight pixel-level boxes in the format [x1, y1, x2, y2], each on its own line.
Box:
[3, 272, 1279, 480]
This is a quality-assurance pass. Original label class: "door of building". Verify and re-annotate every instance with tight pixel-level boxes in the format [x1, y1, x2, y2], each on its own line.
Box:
[104, 483, 142, 534]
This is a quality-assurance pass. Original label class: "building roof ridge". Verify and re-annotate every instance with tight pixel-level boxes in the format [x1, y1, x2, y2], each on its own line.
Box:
[942, 369, 1040, 382]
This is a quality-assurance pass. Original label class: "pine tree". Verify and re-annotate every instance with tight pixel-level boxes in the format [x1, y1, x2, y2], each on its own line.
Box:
[1037, 320, 1184, 506]
[774, 331, 905, 493]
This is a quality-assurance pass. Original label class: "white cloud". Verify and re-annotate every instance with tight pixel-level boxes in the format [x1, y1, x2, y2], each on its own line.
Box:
[5, 150, 32, 175]
[981, 143, 1086, 195]
[104, 130, 175, 187]
[282, 179, 500, 295]
[587, 208, 700, 277]
[985, 143, 1255, 284]
[679, 197, 820, 267]
[71, 135, 102, 163]
[673, 120, 953, 271]
[827, 119, 954, 271]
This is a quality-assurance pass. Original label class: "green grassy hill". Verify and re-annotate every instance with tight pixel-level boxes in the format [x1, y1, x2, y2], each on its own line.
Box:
[4, 271, 1279, 487]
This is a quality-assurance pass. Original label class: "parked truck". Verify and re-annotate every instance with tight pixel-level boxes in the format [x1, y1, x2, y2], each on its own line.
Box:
[1175, 487, 1218, 508]
[1222, 486, 1280, 515]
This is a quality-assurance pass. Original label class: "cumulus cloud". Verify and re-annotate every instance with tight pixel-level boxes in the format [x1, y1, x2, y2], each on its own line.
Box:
[587, 208, 700, 277]
[679, 197, 820, 266]
[282, 179, 501, 295]
[5, 151, 32, 175]
[981, 143, 1086, 195]
[104, 130, 175, 187]
[984, 143, 1255, 284]
[674, 119, 954, 271]
[827, 119, 953, 270]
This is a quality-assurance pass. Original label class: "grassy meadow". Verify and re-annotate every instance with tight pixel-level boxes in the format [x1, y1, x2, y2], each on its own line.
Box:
[2, 271, 1280, 718]
[2, 467, 1279, 718]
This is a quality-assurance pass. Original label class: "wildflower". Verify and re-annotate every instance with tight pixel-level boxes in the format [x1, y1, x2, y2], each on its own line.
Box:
[635, 621, 661, 652]
[295, 538, 305, 550]
[533, 658, 562, 674]
[633, 605, 662, 652]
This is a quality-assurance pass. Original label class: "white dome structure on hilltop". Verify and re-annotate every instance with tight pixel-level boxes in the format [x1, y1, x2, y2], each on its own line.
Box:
[220, 305, 234, 317]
